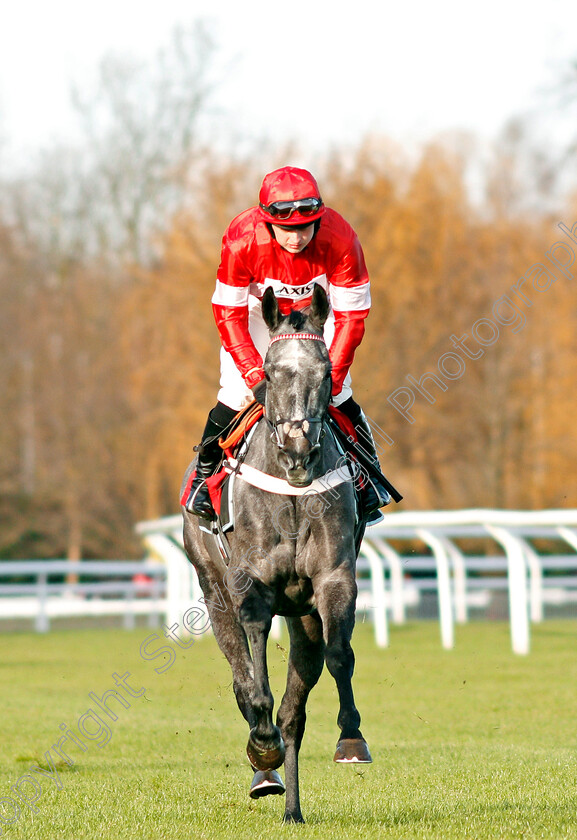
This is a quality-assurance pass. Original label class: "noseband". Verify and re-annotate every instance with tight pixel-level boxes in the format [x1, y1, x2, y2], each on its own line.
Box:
[268, 416, 324, 451]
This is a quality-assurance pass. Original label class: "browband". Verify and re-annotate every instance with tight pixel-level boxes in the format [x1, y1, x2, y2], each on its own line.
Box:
[269, 332, 325, 345]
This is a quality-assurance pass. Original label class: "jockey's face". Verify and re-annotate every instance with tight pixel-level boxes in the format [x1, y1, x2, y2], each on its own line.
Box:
[271, 223, 316, 254]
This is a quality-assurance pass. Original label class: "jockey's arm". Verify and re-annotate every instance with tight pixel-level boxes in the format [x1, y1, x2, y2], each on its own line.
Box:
[211, 293, 265, 389]
[326, 234, 371, 397]
[328, 308, 368, 396]
[212, 234, 265, 390]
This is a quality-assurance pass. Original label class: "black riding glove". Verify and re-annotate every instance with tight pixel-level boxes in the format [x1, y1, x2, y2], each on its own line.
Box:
[251, 380, 267, 406]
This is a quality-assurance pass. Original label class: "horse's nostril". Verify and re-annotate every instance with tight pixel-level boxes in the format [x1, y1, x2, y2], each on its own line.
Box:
[278, 451, 294, 471]
[303, 449, 320, 470]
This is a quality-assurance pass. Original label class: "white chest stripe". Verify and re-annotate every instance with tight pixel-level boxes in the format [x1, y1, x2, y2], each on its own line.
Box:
[261, 274, 328, 300]
[224, 458, 353, 496]
[212, 277, 370, 311]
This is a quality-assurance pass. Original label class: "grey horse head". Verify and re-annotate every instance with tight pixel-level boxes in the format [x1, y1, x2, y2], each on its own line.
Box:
[261, 284, 332, 487]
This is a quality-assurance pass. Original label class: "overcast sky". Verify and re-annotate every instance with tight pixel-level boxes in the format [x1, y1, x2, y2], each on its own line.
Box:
[0, 0, 575, 169]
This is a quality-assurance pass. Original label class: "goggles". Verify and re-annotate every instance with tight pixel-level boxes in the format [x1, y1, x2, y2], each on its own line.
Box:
[260, 197, 323, 220]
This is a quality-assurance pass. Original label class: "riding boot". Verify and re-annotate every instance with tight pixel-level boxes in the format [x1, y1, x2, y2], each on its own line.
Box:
[354, 413, 392, 522]
[185, 402, 237, 519]
[337, 398, 391, 524]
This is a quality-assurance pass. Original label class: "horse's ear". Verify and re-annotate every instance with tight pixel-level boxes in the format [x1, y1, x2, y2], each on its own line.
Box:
[262, 286, 281, 330]
[309, 284, 329, 330]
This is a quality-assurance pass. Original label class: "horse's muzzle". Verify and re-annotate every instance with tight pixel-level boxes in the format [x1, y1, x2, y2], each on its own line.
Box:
[274, 419, 323, 486]
[280, 454, 320, 487]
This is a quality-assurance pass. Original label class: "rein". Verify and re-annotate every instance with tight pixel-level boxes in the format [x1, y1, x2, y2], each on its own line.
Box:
[219, 402, 264, 451]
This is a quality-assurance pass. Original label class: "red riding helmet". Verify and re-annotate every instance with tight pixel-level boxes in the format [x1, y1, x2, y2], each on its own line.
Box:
[258, 166, 325, 226]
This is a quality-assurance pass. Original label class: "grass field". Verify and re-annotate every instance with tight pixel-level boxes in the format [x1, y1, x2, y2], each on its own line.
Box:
[1, 619, 576, 839]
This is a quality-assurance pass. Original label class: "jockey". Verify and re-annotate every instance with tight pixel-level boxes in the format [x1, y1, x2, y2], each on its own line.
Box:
[186, 166, 391, 523]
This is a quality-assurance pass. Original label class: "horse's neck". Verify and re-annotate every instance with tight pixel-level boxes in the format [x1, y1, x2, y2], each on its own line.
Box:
[247, 421, 284, 477]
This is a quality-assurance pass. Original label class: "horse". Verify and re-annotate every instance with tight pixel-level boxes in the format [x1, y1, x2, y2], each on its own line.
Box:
[181, 284, 372, 824]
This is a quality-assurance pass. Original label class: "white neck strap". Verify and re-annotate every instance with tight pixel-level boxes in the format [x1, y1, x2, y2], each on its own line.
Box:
[224, 458, 353, 496]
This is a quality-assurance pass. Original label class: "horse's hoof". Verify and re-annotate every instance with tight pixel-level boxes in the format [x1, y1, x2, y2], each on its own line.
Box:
[247, 733, 286, 770]
[283, 811, 305, 824]
[333, 738, 373, 763]
[249, 769, 286, 799]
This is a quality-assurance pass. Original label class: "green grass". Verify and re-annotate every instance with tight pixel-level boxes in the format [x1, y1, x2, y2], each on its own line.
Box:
[0, 620, 576, 839]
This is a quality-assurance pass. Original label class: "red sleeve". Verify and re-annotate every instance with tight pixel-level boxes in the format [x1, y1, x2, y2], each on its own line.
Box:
[325, 223, 371, 396]
[329, 312, 368, 395]
[211, 214, 265, 389]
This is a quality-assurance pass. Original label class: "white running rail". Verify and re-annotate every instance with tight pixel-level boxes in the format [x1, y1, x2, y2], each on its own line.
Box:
[364, 509, 577, 654]
[135, 509, 577, 655]
[2, 510, 576, 654]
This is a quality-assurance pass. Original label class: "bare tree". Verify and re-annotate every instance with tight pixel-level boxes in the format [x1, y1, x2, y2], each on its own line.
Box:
[71, 21, 217, 265]
[0, 21, 220, 559]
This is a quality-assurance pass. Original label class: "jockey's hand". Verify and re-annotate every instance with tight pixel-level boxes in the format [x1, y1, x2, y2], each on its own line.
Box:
[251, 380, 267, 406]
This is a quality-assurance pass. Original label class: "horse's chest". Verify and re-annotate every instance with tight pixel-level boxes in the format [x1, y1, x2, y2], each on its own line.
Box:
[275, 576, 316, 616]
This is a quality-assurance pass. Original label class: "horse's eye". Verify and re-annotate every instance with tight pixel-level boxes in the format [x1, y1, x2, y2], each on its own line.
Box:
[264, 371, 271, 382]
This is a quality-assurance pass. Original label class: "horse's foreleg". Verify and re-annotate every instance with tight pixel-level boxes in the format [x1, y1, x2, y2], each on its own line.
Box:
[276, 612, 325, 824]
[187, 561, 256, 727]
[182, 525, 256, 727]
[316, 574, 372, 764]
[239, 594, 285, 771]
[206, 601, 256, 727]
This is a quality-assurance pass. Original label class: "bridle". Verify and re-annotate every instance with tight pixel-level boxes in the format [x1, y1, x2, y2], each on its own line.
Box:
[267, 415, 325, 452]
[265, 331, 329, 453]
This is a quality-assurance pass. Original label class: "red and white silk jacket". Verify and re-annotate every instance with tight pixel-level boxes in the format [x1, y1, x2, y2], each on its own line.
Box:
[211, 206, 371, 395]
